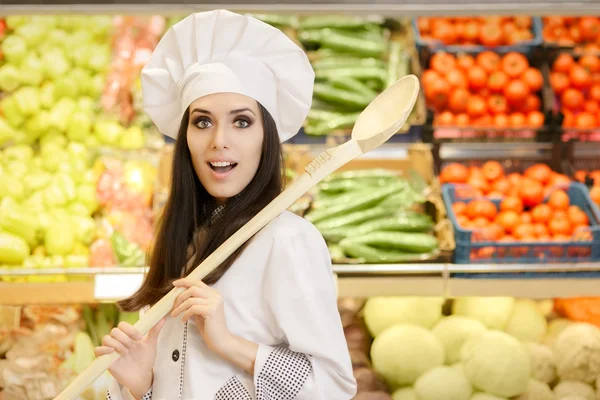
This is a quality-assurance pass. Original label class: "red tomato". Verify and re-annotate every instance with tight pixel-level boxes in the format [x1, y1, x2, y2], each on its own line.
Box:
[488, 95, 509, 115]
[553, 53, 575, 74]
[570, 65, 592, 90]
[561, 88, 585, 111]
[524, 95, 542, 112]
[502, 52, 530, 78]
[446, 69, 468, 88]
[477, 51, 502, 73]
[467, 95, 488, 117]
[449, 88, 470, 113]
[468, 66, 489, 90]
[523, 68, 544, 92]
[527, 111, 545, 127]
[550, 72, 570, 95]
[504, 80, 530, 105]
[430, 52, 457, 74]
[488, 71, 509, 93]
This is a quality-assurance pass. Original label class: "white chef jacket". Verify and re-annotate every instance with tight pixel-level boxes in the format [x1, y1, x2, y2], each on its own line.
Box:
[106, 211, 357, 400]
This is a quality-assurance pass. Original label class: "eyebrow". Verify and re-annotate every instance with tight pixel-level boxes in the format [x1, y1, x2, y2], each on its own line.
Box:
[191, 107, 256, 116]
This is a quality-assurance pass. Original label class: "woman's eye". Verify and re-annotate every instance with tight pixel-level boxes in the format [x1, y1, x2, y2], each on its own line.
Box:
[235, 119, 250, 128]
[195, 118, 213, 129]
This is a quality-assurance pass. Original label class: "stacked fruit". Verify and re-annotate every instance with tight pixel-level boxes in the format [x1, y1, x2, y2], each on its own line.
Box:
[549, 52, 600, 129]
[417, 16, 535, 47]
[440, 161, 571, 198]
[0, 16, 146, 149]
[423, 51, 545, 128]
[575, 169, 600, 207]
[543, 16, 600, 52]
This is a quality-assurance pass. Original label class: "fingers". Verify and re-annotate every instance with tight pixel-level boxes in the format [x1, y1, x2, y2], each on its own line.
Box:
[118, 322, 143, 341]
[173, 284, 219, 310]
[171, 297, 213, 318]
[182, 304, 211, 322]
[173, 278, 210, 290]
[102, 334, 128, 355]
[94, 346, 115, 356]
[110, 327, 137, 349]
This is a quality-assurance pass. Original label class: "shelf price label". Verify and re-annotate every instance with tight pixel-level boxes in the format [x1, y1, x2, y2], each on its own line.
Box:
[94, 274, 145, 300]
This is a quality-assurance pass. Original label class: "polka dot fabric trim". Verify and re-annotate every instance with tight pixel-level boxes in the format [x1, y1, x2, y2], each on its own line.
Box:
[105, 388, 152, 400]
[178, 322, 189, 400]
[214, 376, 252, 400]
[255, 347, 312, 400]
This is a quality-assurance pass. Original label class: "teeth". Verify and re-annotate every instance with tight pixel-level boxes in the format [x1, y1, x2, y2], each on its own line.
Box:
[210, 161, 233, 167]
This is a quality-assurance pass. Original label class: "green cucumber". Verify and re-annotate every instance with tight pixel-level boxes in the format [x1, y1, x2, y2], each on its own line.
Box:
[313, 83, 375, 110]
[340, 231, 438, 253]
[328, 243, 346, 261]
[305, 184, 404, 224]
[320, 31, 387, 57]
[330, 77, 378, 98]
[313, 56, 386, 70]
[305, 113, 361, 136]
[315, 67, 388, 84]
[249, 14, 299, 28]
[340, 242, 434, 263]
[351, 213, 434, 236]
[315, 206, 393, 231]
[325, 169, 399, 181]
[299, 15, 383, 30]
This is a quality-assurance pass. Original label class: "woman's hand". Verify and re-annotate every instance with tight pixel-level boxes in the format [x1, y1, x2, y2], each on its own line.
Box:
[94, 318, 166, 399]
[171, 278, 232, 356]
[171, 278, 258, 373]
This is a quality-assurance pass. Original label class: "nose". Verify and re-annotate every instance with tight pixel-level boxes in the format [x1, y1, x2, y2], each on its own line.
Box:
[210, 123, 229, 149]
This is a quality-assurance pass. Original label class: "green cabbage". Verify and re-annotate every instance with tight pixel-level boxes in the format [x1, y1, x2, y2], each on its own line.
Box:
[452, 297, 515, 330]
[461, 330, 530, 397]
[67, 111, 93, 142]
[432, 316, 487, 365]
[371, 324, 445, 387]
[42, 48, 71, 79]
[414, 366, 472, 400]
[55, 75, 79, 100]
[48, 98, 77, 132]
[364, 296, 444, 337]
[94, 119, 123, 145]
[392, 388, 417, 400]
[19, 53, 44, 86]
[505, 299, 548, 343]
[15, 23, 48, 47]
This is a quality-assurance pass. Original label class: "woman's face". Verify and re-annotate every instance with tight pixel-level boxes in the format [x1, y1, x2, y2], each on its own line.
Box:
[187, 93, 264, 203]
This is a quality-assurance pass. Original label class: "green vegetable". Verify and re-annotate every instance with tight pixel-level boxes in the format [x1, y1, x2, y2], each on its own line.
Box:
[67, 111, 93, 142]
[0, 64, 21, 93]
[0, 173, 25, 201]
[48, 98, 77, 132]
[1, 35, 28, 64]
[330, 76, 377, 98]
[119, 125, 145, 149]
[316, 206, 393, 231]
[82, 305, 99, 346]
[312, 56, 386, 70]
[40, 83, 56, 109]
[45, 215, 76, 256]
[339, 231, 438, 253]
[76, 184, 99, 214]
[0, 231, 30, 264]
[305, 113, 361, 135]
[325, 168, 399, 182]
[119, 311, 139, 326]
[94, 120, 124, 145]
[349, 213, 434, 236]
[42, 48, 71, 79]
[431, 316, 487, 365]
[249, 14, 298, 27]
[13, 87, 40, 116]
[315, 66, 388, 83]
[320, 31, 387, 57]
[111, 231, 145, 267]
[328, 243, 345, 261]
[71, 215, 96, 245]
[305, 184, 403, 223]
[340, 242, 432, 263]
[94, 307, 110, 351]
[2, 96, 25, 128]
[313, 83, 374, 110]
[414, 366, 472, 400]
[299, 15, 383, 30]
[16, 23, 48, 47]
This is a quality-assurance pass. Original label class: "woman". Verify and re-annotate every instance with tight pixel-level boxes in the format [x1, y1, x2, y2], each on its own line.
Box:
[97, 9, 357, 400]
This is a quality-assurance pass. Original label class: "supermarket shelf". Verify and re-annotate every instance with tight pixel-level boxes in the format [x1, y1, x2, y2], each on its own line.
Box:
[2, 263, 600, 303]
[1, 1, 599, 16]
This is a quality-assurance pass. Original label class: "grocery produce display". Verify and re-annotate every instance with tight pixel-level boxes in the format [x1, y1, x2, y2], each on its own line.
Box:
[415, 17, 539, 47]
[440, 161, 599, 263]
[298, 16, 414, 135]
[303, 169, 441, 263]
[543, 17, 600, 52]
[549, 52, 600, 132]
[344, 295, 600, 400]
[424, 51, 546, 130]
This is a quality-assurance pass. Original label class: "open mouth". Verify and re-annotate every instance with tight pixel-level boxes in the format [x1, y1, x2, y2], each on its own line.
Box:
[208, 161, 238, 174]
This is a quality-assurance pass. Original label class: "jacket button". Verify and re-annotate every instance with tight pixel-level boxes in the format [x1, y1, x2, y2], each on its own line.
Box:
[172, 349, 180, 362]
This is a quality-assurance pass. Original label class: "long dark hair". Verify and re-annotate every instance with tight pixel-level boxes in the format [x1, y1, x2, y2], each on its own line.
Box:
[119, 103, 284, 311]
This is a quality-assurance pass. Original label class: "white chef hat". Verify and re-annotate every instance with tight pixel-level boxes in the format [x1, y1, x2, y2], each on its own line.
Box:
[141, 9, 315, 143]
